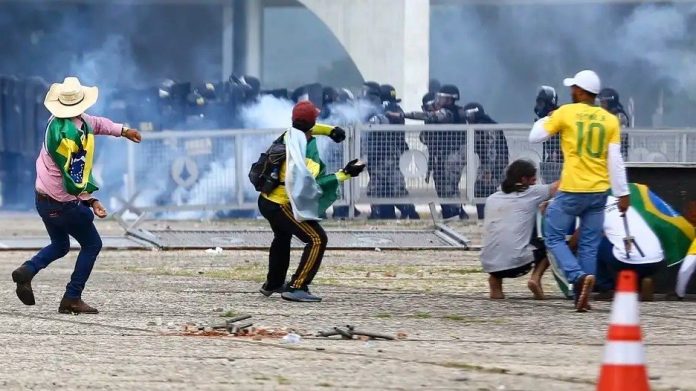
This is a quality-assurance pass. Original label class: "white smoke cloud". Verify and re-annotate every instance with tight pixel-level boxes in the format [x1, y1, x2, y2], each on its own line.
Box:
[431, 2, 696, 126]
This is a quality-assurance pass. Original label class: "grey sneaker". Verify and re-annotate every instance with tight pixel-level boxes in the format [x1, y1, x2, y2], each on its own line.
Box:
[259, 282, 287, 297]
[281, 288, 322, 302]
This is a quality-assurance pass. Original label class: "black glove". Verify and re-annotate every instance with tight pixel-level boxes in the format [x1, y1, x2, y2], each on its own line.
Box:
[329, 126, 346, 143]
[342, 159, 365, 177]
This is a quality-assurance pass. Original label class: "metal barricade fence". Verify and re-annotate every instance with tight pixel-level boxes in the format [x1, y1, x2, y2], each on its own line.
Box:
[120, 128, 347, 220]
[353, 124, 536, 208]
[112, 125, 696, 221]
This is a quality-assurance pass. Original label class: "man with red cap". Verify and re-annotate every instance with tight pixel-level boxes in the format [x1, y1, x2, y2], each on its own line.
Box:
[257, 100, 365, 302]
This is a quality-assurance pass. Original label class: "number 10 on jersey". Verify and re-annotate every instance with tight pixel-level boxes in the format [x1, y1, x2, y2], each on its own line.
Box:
[576, 122, 606, 158]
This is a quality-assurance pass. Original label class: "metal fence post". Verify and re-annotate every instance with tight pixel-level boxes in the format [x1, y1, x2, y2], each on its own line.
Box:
[348, 124, 359, 219]
[465, 125, 476, 204]
[235, 133, 245, 207]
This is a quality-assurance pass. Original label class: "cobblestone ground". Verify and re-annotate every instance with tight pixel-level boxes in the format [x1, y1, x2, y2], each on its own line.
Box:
[0, 217, 694, 390]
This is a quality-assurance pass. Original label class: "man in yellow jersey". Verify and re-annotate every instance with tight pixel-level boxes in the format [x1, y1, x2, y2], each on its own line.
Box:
[529, 70, 629, 312]
[257, 101, 365, 302]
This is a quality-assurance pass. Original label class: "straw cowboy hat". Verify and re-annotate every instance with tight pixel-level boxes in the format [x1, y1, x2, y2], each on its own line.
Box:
[44, 77, 99, 118]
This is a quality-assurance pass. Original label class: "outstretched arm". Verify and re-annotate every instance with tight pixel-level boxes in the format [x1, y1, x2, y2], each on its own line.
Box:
[82, 113, 141, 143]
[82, 113, 123, 136]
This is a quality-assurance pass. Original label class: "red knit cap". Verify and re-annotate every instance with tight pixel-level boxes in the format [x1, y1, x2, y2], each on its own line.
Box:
[292, 100, 319, 123]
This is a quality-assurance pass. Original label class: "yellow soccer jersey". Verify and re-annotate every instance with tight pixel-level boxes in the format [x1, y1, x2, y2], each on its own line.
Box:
[544, 103, 621, 193]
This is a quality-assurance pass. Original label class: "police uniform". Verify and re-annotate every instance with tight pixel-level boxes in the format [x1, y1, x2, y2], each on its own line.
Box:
[411, 86, 467, 219]
[365, 85, 418, 219]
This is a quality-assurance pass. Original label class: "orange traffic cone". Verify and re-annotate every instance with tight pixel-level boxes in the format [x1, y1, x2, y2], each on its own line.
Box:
[597, 270, 650, 391]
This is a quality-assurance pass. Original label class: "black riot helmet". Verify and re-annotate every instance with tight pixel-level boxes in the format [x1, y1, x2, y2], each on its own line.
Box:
[437, 84, 459, 107]
[534, 85, 558, 118]
[597, 88, 621, 111]
[322, 86, 338, 105]
[462, 102, 485, 122]
[379, 84, 401, 103]
[422, 92, 436, 111]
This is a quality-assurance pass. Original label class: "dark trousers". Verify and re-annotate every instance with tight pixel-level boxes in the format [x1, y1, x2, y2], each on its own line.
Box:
[23, 195, 103, 298]
[258, 196, 328, 290]
[596, 237, 661, 291]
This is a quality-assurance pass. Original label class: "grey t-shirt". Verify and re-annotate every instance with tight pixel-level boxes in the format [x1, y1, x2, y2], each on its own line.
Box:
[480, 185, 552, 273]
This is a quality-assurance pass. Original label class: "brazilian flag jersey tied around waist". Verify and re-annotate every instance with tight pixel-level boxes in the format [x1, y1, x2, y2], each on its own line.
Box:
[45, 116, 98, 196]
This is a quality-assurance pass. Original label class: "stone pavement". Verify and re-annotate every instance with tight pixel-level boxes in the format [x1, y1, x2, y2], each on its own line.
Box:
[0, 217, 694, 390]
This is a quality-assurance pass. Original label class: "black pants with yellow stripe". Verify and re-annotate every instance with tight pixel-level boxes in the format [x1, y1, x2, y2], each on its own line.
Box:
[258, 196, 328, 290]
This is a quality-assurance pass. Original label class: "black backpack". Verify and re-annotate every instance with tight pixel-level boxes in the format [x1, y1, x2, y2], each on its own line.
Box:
[249, 137, 286, 193]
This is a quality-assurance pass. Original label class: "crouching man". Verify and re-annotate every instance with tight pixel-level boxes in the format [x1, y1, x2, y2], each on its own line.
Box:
[257, 101, 365, 302]
[480, 160, 558, 299]
[591, 195, 663, 301]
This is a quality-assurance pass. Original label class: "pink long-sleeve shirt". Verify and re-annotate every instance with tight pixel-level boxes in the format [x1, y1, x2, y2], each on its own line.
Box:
[35, 113, 123, 202]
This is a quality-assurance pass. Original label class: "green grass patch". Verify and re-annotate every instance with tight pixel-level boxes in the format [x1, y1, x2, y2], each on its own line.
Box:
[413, 312, 431, 319]
[220, 310, 238, 318]
[375, 312, 392, 319]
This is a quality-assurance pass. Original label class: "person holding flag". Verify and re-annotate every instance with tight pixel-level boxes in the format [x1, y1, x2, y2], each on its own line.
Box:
[560, 183, 694, 300]
[11, 77, 141, 314]
[257, 101, 365, 302]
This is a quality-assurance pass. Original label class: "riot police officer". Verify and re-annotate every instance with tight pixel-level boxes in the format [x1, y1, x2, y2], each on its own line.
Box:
[598, 88, 630, 158]
[534, 85, 564, 184]
[598, 88, 630, 127]
[463, 102, 509, 219]
[534, 86, 561, 163]
[320, 86, 339, 120]
[363, 84, 419, 219]
[405, 85, 467, 220]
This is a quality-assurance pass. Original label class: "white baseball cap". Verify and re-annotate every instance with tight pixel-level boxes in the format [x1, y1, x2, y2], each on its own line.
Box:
[563, 70, 601, 94]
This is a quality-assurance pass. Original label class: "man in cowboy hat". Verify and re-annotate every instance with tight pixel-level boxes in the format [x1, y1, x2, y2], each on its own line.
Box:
[11, 76, 141, 314]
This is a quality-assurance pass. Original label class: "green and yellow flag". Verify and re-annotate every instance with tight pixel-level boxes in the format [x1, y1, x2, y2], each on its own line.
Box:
[629, 183, 695, 266]
[45, 117, 98, 196]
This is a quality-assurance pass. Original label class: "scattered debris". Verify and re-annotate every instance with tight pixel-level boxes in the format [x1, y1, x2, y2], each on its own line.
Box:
[282, 333, 302, 344]
[316, 325, 396, 341]
[205, 247, 224, 254]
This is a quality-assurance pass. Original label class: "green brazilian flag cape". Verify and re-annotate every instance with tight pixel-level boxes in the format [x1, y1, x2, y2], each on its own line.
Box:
[629, 183, 695, 266]
[305, 138, 340, 215]
[45, 117, 99, 196]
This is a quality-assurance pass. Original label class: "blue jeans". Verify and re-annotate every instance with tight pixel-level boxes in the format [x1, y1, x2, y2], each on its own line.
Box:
[23, 196, 103, 298]
[544, 191, 608, 284]
[596, 237, 662, 291]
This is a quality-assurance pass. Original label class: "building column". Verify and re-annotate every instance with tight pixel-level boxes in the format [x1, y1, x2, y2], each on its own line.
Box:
[221, 0, 234, 81]
[298, 0, 429, 112]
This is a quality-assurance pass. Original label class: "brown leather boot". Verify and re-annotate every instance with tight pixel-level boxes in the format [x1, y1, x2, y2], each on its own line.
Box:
[58, 297, 99, 314]
[11, 266, 36, 306]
